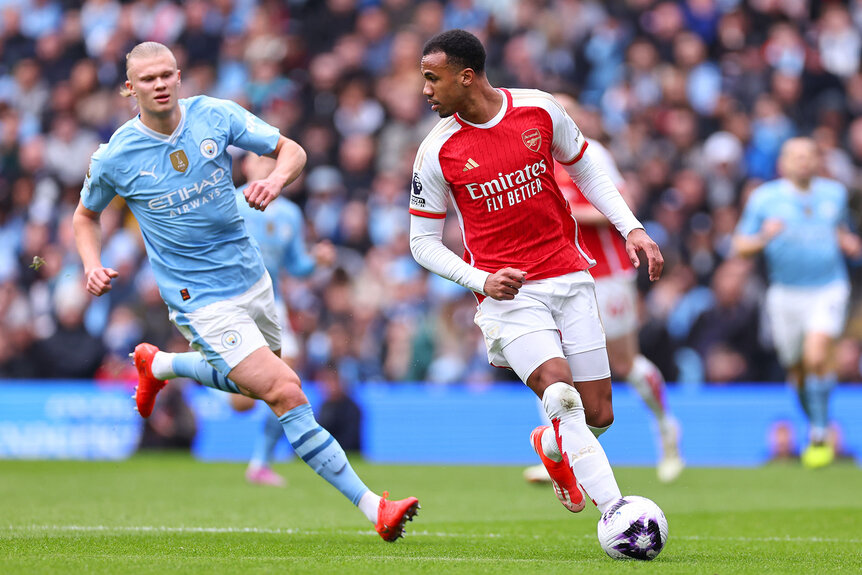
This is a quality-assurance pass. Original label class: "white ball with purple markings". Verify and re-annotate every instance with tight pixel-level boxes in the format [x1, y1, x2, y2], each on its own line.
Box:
[597, 496, 668, 560]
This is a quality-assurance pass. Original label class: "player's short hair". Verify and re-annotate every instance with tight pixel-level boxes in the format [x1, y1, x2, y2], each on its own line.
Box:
[120, 42, 176, 97]
[422, 29, 486, 74]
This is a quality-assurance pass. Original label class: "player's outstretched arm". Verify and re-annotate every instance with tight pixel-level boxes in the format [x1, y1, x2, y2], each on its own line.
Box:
[245, 136, 307, 211]
[732, 218, 783, 258]
[72, 200, 118, 296]
[483, 268, 527, 301]
[625, 228, 663, 281]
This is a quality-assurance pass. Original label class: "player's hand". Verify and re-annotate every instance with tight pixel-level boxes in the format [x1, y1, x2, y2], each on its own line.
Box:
[839, 230, 862, 259]
[626, 228, 664, 281]
[243, 177, 282, 211]
[313, 240, 337, 267]
[484, 267, 527, 300]
[760, 219, 784, 243]
[85, 266, 119, 297]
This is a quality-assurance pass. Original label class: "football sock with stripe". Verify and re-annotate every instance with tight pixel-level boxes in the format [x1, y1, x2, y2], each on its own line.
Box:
[279, 403, 372, 513]
[626, 354, 667, 419]
[803, 373, 836, 444]
[170, 352, 242, 394]
[250, 412, 288, 468]
[542, 382, 621, 513]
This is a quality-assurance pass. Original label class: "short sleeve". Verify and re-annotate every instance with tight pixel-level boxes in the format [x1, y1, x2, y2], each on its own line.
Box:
[735, 188, 767, 237]
[80, 145, 116, 212]
[409, 139, 449, 219]
[220, 99, 280, 156]
[549, 97, 588, 166]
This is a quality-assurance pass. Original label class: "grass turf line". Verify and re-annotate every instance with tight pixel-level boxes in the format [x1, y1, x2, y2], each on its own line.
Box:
[0, 454, 860, 574]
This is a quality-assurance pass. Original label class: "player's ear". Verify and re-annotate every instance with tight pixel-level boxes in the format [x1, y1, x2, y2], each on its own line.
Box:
[461, 68, 474, 87]
[125, 80, 135, 97]
[177, 69, 182, 85]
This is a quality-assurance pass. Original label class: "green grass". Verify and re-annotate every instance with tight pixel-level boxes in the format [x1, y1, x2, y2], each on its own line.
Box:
[1, 454, 860, 574]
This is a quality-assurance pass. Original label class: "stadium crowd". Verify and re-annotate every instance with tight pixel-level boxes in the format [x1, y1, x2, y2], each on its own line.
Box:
[1, 0, 862, 387]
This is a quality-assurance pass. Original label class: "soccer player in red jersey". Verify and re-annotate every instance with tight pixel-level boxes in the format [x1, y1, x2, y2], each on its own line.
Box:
[409, 29, 664, 515]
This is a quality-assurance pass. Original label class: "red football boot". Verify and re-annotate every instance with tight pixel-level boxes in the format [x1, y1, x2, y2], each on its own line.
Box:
[131, 343, 167, 418]
[530, 425, 585, 512]
[375, 491, 420, 542]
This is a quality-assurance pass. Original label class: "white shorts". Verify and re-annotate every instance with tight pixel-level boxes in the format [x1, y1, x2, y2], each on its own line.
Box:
[593, 273, 638, 340]
[170, 273, 281, 376]
[765, 281, 850, 367]
[275, 298, 300, 360]
[474, 271, 609, 380]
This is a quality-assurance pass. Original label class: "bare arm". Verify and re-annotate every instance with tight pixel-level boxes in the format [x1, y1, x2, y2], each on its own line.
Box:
[72, 200, 118, 296]
[244, 136, 308, 211]
[838, 226, 862, 259]
[732, 219, 783, 258]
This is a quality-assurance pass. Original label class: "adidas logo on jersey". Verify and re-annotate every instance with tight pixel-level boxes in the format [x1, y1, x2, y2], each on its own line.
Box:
[462, 158, 480, 172]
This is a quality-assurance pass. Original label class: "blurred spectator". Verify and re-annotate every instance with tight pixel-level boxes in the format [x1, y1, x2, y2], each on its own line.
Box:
[31, 279, 106, 379]
[3, 0, 862, 388]
[315, 363, 361, 451]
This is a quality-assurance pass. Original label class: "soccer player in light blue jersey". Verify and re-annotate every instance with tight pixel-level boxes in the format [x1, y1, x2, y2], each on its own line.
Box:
[72, 42, 418, 541]
[733, 137, 862, 468]
[170, 152, 336, 487]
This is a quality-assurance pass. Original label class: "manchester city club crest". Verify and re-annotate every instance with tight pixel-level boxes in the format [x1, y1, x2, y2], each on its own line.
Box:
[522, 128, 541, 152]
[221, 330, 242, 349]
[200, 138, 218, 159]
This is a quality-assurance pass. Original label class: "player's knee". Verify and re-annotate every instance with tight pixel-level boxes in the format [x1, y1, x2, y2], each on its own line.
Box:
[530, 360, 573, 391]
[585, 403, 614, 430]
[258, 371, 304, 409]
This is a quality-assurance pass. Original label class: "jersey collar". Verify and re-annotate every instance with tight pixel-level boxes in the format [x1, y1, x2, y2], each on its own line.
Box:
[455, 88, 511, 129]
[133, 100, 187, 146]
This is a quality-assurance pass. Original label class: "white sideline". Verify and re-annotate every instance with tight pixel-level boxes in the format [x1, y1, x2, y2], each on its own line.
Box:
[2, 525, 861, 544]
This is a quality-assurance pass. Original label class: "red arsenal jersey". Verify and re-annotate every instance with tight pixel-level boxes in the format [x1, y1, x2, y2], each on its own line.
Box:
[409, 88, 595, 281]
[555, 139, 635, 279]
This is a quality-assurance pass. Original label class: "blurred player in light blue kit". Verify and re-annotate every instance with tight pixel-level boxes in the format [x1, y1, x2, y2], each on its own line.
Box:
[223, 152, 335, 486]
[72, 42, 418, 541]
[733, 137, 862, 468]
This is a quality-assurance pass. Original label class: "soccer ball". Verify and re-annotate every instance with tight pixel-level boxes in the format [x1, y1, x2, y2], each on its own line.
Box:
[597, 495, 668, 560]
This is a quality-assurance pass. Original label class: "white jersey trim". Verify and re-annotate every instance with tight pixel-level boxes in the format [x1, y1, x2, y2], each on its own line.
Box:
[133, 100, 187, 146]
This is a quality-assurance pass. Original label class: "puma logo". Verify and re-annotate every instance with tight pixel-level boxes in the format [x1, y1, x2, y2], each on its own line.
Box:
[139, 165, 158, 179]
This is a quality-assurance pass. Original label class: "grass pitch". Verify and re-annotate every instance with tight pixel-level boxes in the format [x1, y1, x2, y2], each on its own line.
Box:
[1, 454, 860, 574]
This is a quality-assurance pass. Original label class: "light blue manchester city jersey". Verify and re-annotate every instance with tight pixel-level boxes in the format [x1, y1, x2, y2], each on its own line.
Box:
[81, 96, 280, 312]
[235, 185, 315, 296]
[736, 177, 850, 287]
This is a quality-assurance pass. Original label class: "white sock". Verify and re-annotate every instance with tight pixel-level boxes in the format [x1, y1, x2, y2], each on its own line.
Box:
[626, 355, 666, 418]
[542, 382, 621, 513]
[151, 351, 177, 380]
[357, 490, 381, 524]
[541, 427, 562, 461]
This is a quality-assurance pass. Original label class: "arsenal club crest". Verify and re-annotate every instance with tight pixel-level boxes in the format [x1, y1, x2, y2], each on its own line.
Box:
[522, 128, 541, 152]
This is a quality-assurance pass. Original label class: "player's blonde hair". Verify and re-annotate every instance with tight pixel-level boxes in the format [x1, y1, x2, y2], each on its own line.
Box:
[119, 42, 176, 97]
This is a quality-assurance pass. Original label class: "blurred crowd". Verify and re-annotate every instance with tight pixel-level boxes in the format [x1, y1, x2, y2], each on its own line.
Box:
[2, 0, 862, 386]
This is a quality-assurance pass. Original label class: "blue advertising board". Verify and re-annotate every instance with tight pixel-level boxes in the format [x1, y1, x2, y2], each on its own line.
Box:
[1, 381, 860, 466]
[0, 383, 142, 459]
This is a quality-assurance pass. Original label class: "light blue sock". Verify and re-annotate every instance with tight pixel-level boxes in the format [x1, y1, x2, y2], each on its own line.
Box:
[804, 373, 836, 444]
[250, 412, 287, 467]
[172, 352, 241, 394]
[279, 403, 369, 505]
